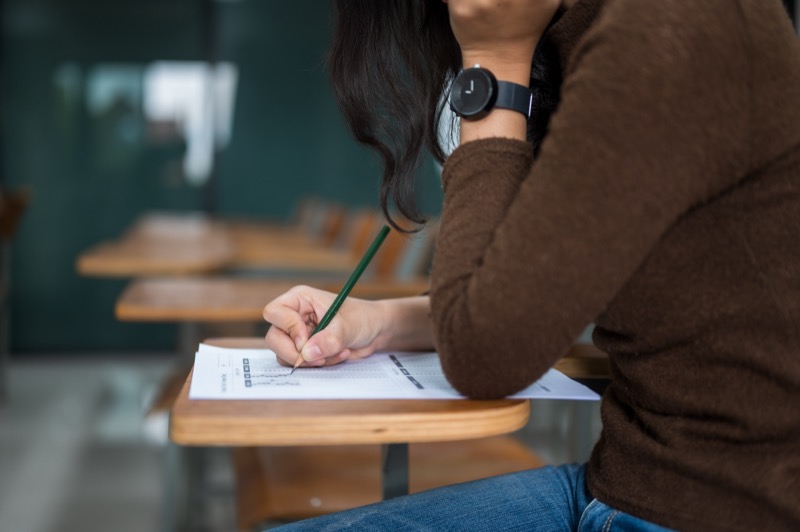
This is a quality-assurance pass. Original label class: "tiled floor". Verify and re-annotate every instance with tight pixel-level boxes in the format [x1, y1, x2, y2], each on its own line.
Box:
[0, 354, 601, 532]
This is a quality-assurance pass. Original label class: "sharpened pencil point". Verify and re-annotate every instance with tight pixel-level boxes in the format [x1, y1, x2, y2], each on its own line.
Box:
[290, 354, 303, 374]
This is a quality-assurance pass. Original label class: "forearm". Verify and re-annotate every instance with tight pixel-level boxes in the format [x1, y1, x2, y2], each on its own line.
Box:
[373, 296, 435, 352]
[431, 1, 748, 399]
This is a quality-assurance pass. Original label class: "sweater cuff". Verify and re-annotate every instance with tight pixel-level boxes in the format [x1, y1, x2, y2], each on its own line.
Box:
[441, 137, 534, 193]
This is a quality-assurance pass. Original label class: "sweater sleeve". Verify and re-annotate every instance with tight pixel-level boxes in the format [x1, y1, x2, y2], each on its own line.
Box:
[430, 0, 750, 399]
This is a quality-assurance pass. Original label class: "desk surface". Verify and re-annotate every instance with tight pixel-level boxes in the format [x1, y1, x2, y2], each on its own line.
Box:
[171, 375, 530, 446]
[76, 213, 356, 277]
[170, 340, 530, 447]
[170, 339, 610, 447]
[116, 276, 431, 322]
[76, 213, 233, 277]
[76, 239, 233, 277]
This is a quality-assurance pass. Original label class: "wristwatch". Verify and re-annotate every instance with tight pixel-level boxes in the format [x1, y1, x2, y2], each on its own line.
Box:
[449, 65, 532, 120]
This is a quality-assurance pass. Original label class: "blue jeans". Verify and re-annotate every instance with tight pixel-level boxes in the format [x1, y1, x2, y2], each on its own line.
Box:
[270, 463, 674, 531]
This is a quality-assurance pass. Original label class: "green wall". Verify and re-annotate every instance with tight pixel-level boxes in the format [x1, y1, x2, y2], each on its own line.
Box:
[2, 0, 442, 354]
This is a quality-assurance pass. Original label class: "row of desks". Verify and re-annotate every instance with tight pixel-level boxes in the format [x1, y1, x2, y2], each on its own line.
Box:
[79, 210, 610, 447]
[76, 210, 609, 529]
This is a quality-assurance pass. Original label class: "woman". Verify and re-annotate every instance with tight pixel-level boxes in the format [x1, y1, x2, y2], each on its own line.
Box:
[262, 0, 800, 529]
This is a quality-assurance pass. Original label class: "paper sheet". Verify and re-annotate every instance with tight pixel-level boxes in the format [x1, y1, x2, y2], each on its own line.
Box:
[189, 343, 600, 401]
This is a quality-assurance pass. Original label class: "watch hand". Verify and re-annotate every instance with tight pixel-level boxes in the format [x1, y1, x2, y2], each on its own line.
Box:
[465, 80, 474, 95]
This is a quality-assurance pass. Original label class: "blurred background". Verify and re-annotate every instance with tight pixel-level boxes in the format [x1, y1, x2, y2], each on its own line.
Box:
[2, 0, 444, 355]
[1, 1, 445, 531]
[1, 1, 797, 531]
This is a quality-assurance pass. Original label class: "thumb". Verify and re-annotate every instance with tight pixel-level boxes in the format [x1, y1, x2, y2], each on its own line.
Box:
[300, 338, 323, 363]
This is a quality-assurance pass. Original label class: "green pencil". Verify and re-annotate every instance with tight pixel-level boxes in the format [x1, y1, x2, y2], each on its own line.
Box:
[291, 224, 391, 373]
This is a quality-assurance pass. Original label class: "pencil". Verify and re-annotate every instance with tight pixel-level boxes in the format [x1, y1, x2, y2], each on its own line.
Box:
[291, 224, 391, 373]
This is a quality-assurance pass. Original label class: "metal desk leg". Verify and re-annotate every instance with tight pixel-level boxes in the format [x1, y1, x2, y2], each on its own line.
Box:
[381, 443, 409, 500]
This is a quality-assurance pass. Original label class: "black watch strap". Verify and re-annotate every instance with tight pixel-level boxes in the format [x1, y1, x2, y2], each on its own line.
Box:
[496, 81, 533, 118]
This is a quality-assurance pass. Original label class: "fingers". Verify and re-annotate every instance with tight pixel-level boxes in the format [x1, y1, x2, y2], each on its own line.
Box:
[263, 285, 381, 371]
[299, 324, 346, 363]
[321, 349, 351, 367]
[272, 321, 352, 367]
[265, 323, 304, 367]
[263, 292, 349, 368]
[262, 285, 320, 350]
[267, 322, 351, 369]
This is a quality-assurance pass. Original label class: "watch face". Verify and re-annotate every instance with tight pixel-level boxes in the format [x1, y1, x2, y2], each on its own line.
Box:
[450, 68, 496, 118]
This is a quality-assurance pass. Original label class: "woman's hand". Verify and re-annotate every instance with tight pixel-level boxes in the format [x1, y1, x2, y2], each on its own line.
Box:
[446, 0, 561, 80]
[262, 285, 386, 368]
[444, 0, 562, 144]
[263, 289, 436, 369]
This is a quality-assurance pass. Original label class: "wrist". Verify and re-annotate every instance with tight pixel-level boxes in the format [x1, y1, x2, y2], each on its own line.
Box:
[460, 61, 531, 88]
[372, 296, 434, 352]
[461, 42, 540, 87]
[372, 299, 395, 352]
[450, 63, 531, 142]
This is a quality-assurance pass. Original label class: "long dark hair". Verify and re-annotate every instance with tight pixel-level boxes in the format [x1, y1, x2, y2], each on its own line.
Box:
[328, 1, 563, 231]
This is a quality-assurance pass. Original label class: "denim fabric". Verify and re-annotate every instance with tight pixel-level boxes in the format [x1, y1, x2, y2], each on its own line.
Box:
[270, 463, 675, 531]
[578, 499, 674, 532]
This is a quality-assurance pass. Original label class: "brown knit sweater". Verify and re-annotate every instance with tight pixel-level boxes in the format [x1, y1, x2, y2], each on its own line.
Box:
[430, 0, 800, 530]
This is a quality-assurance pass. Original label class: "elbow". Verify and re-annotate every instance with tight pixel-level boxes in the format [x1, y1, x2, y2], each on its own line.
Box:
[435, 327, 540, 400]
[430, 276, 552, 399]
[446, 373, 523, 400]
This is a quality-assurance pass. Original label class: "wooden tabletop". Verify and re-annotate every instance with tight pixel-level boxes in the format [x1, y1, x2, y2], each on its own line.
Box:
[170, 339, 530, 447]
[169, 339, 610, 447]
[76, 212, 357, 277]
[229, 244, 355, 272]
[222, 216, 355, 271]
[171, 377, 530, 447]
[76, 239, 233, 277]
[76, 214, 234, 277]
[115, 276, 431, 322]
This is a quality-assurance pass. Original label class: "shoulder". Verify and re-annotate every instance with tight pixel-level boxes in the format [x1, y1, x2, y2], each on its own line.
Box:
[598, 0, 744, 29]
[567, 0, 750, 81]
[587, 0, 749, 56]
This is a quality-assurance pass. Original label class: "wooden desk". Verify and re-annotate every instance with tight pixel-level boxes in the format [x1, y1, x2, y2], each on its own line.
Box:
[115, 276, 431, 322]
[171, 371, 530, 448]
[76, 239, 233, 277]
[170, 339, 532, 503]
[169, 339, 606, 527]
[76, 214, 234, 277]
[170, 340, 606, 471]
[76, 212, 357, 278]
[221, 217, 356, 272]
[229, 244, 355, 273]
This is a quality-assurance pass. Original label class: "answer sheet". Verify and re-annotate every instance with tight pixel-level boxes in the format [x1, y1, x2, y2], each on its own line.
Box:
[189, 343, 599, 401]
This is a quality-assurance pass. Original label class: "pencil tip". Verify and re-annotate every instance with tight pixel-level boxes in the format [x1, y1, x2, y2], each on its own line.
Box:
[290, 355, 303, 375]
